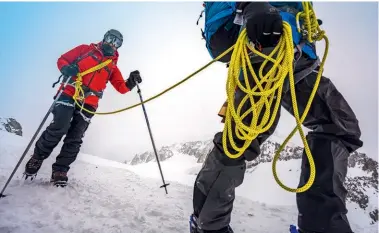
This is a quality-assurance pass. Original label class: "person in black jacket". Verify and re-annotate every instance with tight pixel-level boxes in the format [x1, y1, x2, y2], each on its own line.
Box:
[190, 2, 363, 233]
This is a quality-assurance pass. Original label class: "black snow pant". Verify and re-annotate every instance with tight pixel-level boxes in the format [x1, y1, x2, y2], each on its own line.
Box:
[192, 64, 363, 233]
[33, 93, 95, 172]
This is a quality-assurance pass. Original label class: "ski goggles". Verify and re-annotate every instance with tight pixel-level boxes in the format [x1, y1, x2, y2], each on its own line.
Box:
[104, 34, 123, 49]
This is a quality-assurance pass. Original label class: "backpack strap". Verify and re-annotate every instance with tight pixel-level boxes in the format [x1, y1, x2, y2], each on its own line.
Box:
[196, 3, 205, 26]
[282, 56, 321, 93]
[196, 3, 206, 40]
[85, 51, 112, 76]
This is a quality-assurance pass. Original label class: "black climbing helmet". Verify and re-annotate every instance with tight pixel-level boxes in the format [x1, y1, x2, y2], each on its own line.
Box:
[103, 29, 123, 49]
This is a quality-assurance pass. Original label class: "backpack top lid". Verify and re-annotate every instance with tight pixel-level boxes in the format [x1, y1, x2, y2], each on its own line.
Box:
[201, 1, 317, 60]
[203, 2, 237, 41]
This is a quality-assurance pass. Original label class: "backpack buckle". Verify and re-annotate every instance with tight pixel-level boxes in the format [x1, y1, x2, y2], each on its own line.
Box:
[233, 9, 244, 26]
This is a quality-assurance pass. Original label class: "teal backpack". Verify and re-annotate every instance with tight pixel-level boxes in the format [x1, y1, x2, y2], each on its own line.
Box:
[198, 1, 318, 63]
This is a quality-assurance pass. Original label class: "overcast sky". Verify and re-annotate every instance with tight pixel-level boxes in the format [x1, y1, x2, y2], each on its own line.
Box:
[0, 1, 377, 162]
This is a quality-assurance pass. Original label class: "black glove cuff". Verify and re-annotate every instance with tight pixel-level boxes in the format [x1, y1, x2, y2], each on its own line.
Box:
[242, 2, 278, 22]
[125, 78, 136, 90]
[61, 64, 79, 77]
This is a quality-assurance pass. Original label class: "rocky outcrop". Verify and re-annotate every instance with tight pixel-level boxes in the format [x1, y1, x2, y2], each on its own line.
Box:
[129, 146, 174, 165]
[0, 117, 22, 136]
[176, 140, 213, 163]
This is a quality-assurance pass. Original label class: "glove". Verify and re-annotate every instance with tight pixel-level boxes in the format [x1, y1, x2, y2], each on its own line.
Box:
[125, 70, 142, 90]
[62, 75, 75, 85]
[243, 2, 283, 48]
[60, 64, 79, 77]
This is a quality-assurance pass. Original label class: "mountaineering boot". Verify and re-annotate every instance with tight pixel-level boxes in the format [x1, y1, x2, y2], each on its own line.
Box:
[24, 155, 44, 180]
[189, 214, 199, 233]
[189, 214, 234, 233]
[290, 225, 299, 233]
[50, 171, 68, 187]
[290, 225, 322, 233]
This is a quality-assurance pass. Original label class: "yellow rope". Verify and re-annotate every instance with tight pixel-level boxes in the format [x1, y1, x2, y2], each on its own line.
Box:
[273, 2, 328, 193]
[71, 47, 235, 115]
[222, 2, 328, 193]
[65, 2, 328, 193]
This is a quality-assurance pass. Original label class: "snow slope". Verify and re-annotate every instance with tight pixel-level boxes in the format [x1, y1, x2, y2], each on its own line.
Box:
[0, 131, 376, 233]
[0, 130, 298, 233]
[128, 148, 378, 231]
[127, 153, 303, 206]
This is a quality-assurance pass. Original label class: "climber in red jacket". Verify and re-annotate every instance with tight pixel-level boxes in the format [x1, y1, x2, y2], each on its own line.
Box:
[23, 29, 142, 186]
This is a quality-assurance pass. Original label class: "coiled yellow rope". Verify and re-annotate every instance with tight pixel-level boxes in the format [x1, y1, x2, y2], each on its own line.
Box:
[222, 2, 328, 193]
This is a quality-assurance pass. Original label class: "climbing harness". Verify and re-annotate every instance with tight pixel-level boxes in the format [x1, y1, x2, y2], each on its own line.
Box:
[71, 59, 112, 105]
[60, 2, 328, 193]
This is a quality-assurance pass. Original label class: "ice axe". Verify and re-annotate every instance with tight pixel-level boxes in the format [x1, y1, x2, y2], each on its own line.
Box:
[135, 82, 170, 194]
[0, 75, 71, 199]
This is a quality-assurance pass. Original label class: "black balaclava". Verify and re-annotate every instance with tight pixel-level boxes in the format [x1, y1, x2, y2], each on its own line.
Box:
[101, 43, 115, 56]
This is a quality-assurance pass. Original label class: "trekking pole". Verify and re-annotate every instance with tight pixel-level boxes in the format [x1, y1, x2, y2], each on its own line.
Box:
[136, 82, 170, 194]
[0, 75, 71, 198]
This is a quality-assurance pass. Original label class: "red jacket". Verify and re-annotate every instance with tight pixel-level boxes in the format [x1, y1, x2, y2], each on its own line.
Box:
[57, 42, 130, 108]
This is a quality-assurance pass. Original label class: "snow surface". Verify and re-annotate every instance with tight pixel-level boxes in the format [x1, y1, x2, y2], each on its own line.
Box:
[0, 130, 377, 233]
